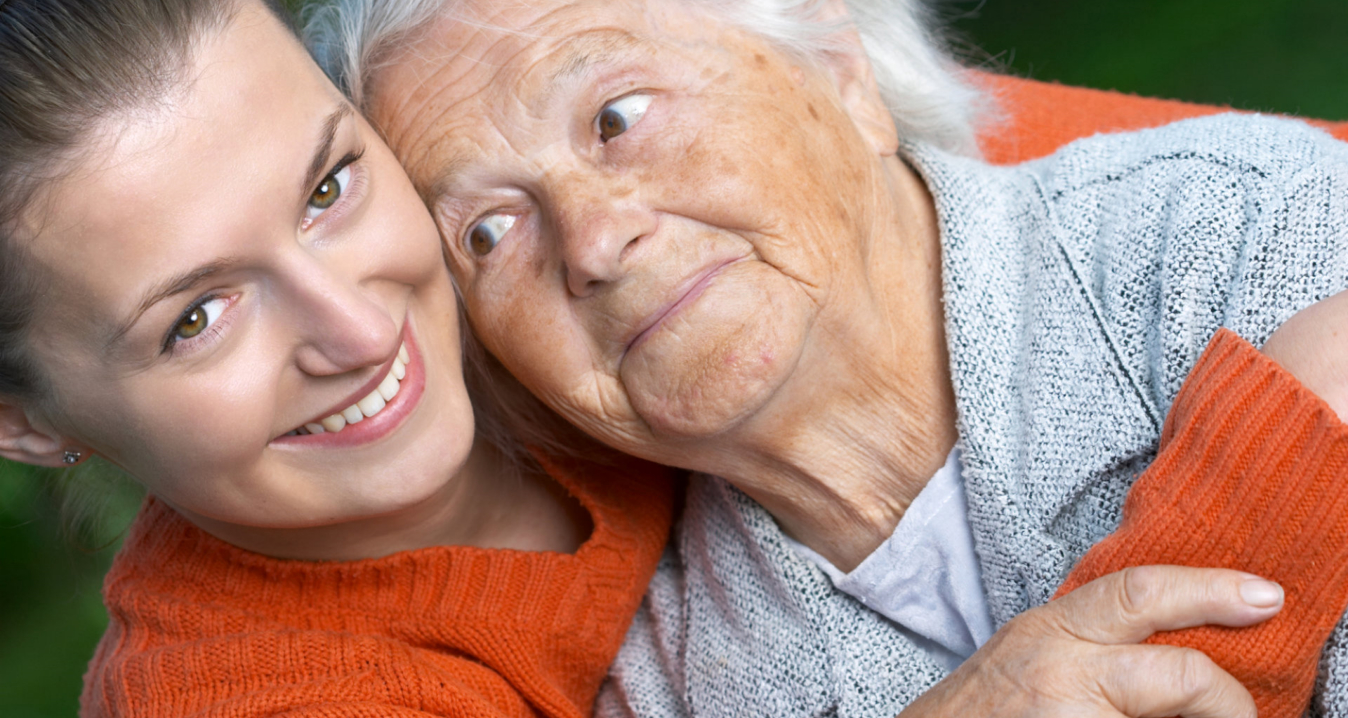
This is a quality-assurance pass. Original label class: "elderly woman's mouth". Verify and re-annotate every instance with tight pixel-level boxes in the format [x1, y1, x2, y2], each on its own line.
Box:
[620, 257, 749, 352]
[625, 257, 746, 354]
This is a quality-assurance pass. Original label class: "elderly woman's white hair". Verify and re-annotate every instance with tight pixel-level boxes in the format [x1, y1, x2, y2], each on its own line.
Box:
[302, 0, 985, 155]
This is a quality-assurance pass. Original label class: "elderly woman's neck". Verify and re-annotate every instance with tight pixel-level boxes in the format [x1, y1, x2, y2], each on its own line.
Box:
[706, 156, 958, 573]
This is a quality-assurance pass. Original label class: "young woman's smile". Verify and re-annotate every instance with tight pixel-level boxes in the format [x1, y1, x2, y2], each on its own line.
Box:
[272, 323, 426, 448]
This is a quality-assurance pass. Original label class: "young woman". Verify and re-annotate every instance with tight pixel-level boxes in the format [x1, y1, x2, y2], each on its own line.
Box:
[0, 1, 1326, 716]
[0, 0, 675, 714]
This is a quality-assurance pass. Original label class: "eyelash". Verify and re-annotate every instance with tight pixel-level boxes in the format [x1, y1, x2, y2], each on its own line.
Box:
[455, 92, 655, 262]
[302, 149, 367, 231]
[595, 92, 653, 144]
[162, 293, 236, 356]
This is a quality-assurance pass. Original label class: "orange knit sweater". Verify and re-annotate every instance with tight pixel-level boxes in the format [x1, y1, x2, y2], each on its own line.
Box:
[974, 73, 1348, 164]
[80, 454, 676, 718]
[1058, 330, 1348, 718]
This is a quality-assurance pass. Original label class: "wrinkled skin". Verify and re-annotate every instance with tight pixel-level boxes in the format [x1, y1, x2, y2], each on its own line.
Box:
[372, 0, 957, 570]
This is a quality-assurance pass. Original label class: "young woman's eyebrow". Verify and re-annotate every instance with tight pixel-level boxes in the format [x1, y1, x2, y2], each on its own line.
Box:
[299, 104, 355, 195]
[109, 257, 241, 349]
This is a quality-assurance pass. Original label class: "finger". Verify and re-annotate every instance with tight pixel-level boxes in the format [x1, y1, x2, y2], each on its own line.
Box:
[1097, 644, 1255, 718]
[1048, 565, 1282, 644]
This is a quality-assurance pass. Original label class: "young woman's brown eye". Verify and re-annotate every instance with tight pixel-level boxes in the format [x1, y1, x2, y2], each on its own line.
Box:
[467, 214, 517, 256]
[177, 307, 208, 339]
[597, 94, 653, 142]
[306, 165, 352, 220]
[172, 297, 227, 342]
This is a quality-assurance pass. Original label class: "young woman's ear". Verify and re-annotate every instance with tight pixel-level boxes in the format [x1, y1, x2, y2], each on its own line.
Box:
[811, 0, 900, 156]
[0, 400, 88, 467]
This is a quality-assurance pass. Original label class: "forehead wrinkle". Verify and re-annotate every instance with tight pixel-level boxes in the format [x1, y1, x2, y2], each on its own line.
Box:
[545, 30, 643, 85]
[522, 30, 644, 117]
[378, 43, 538, 196]
[420, 117, 521, 209]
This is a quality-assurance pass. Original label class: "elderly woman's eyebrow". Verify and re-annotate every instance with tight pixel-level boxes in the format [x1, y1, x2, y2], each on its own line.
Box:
[544, 31, 643, 88]
[420, 34, 646, 205]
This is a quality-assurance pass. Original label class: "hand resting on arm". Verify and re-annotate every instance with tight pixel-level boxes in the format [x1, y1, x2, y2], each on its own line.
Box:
[1044, 295, 1348, 718]
[900, 566, 1279, 718]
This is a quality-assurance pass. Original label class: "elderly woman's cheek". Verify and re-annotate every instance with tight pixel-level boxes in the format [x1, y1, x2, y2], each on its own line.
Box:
[619, 264, 812, 438]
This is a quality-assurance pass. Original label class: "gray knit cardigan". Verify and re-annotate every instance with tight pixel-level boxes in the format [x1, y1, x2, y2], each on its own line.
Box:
[597, 114, 1348, 718]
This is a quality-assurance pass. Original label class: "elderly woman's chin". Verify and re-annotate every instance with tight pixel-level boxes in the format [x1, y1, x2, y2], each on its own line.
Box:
[619, 263, 813, 441]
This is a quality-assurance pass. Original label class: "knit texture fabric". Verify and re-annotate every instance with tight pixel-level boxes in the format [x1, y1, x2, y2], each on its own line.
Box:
[82, 453, 676, 718]
[1056, 328, 1348, 718]
[603, 114, 1348, 717]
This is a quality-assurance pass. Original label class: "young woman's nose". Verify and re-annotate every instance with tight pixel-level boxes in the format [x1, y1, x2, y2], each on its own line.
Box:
[285, 259, 401, 377]
[546, 172, 656, 297]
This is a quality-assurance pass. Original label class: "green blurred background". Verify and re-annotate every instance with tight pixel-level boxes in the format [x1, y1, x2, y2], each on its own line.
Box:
[2, 0, 1346, 715]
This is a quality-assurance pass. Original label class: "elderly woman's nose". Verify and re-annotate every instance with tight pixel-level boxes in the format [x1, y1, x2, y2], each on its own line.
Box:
[286, 263, 402, 377]
[547, 175, 655, 297]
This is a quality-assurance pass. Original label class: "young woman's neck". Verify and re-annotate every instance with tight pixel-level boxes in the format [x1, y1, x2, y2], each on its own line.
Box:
[176, 441, 592, 561]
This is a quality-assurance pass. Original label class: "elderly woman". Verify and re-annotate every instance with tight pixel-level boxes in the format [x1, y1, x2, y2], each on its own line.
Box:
[304, 0, 1348, 715]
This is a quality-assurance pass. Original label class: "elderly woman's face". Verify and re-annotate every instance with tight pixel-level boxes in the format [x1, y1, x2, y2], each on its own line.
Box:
[373, 0, 897, 460]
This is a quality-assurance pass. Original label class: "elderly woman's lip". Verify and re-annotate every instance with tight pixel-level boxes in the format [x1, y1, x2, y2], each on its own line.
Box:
[625, 257, 743, 354]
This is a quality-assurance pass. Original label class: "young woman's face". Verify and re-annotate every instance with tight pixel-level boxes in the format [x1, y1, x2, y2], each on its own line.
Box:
[16, 3, 475, 532]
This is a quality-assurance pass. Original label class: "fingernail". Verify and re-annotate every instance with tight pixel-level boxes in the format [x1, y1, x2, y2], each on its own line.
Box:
[1240, 579, 1284, 608]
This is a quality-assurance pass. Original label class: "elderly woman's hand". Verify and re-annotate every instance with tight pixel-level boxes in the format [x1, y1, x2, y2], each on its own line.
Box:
[1261, 289, 1348, 421]
[901, 566, 1282, 718]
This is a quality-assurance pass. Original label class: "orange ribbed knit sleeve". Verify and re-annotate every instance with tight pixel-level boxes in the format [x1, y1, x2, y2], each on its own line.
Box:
[1055, 329, 1348, 718]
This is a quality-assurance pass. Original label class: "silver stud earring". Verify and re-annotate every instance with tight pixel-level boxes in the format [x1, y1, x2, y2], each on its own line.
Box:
[62, 450, 82, 465]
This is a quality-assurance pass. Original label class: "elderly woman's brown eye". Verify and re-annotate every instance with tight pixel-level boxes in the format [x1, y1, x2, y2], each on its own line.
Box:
[467, 214, 517, 256]
[597, 94, 653, 142]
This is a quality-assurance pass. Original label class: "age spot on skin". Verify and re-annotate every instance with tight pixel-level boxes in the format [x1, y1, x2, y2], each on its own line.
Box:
[808, 103, 819, 121]
[532, 248, 549, 280]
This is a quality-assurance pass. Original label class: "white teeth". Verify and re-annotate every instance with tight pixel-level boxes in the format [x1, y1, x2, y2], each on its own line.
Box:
[298, 342, 409, 437]
[357, 389, 386, 418]
[377, 371, 400, 401]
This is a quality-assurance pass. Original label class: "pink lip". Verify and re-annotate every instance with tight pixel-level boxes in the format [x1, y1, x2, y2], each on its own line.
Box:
[270, 324, 426, 449]
[626, 257, 742, 354]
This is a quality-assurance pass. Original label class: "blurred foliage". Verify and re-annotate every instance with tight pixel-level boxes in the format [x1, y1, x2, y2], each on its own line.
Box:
[948, 0, 1348, 120]
[4, 0, 1346, 715]
[0, 461, 141, 717]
